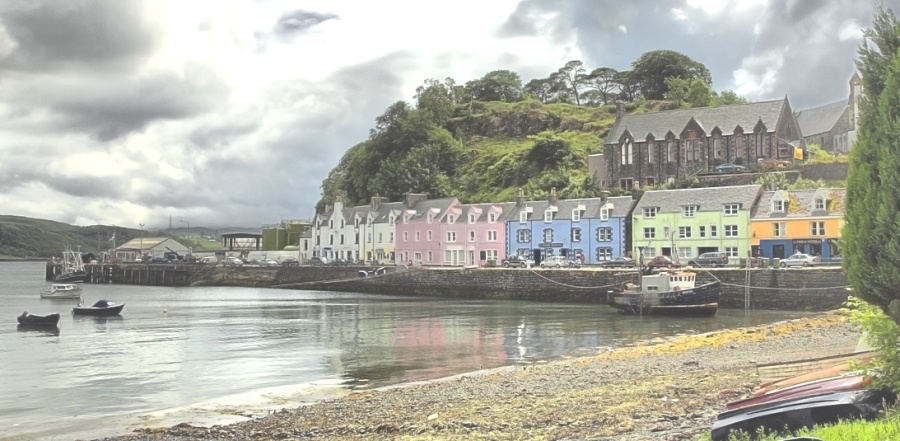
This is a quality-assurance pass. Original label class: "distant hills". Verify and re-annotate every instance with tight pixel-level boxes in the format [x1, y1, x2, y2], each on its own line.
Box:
[0, 215, 254, 259]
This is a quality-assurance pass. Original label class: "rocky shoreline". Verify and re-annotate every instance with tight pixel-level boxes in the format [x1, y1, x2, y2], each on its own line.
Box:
[96, 311, 862, 441]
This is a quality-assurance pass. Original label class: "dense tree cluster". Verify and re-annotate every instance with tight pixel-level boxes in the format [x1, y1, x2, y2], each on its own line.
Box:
[317, 50, 745, 213]
[843, 5, 900, 326]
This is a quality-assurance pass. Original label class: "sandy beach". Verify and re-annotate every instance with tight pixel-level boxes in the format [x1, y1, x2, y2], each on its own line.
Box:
[95, 311, 862, 441]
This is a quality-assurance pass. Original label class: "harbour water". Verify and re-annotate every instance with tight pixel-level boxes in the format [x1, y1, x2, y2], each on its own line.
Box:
[0, 261, 816, 440]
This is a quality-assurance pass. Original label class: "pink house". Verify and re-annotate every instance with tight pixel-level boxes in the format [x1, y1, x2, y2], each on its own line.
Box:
[394, 193, 516, 266]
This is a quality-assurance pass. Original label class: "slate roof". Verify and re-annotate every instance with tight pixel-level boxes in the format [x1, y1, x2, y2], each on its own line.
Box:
[512, 196, 637, 221]
[462, 202, 519, 222]
[795, 100, 848, 138]
[407, 197, 458, 220]
[635, 185, 762, 213]
[604, 99, 787, 144]
[751, 188, 846, 219]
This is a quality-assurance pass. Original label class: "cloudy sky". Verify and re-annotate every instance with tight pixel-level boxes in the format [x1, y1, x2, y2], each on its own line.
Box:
[0, 0, 889, 230]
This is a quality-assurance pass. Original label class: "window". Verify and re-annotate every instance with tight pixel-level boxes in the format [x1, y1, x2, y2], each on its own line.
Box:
[340, 220, 345, 228]
[682, 206, 697, 217]
[725, 225, 738, 237]
[600, 207, 610, 221]
[596, 247, 612, 260]
[643, 227, 655, 239]
[620, 139, 633, 165]
[447, 231, 457, 242]
[543, 229, 553, 242]
[646, 177, 655, 186]
[544, 209, 553, 222]
[487, 231, 497, 241]
[756, 131, 765, 158]
[686, 138, 700, 161]
[699, 226, 706, 238]
[469, 231, 476, 241]
[329, 220, 334, 229]
[485, 249, 498, 261]
[379, 232, 384, 243]
[815, 198, 826, 210]
[389, 232, 394, 242]
[619, 178, 633, 190]
[667, 140, 677, 162]
[714, 137, 723, 158]
[447, 215, 455, 224]
[710, 225, 718, 237]
[642, 247, 657, 258]
[643, 207, 658, 218]
[679, 226, 692, 238]
[367, 232, 373, 244]
[517, 229, 531, 243]
[488, 213, 496, 223]
[735, 135, 744, 158]
[725, 247, 739, 258]
[811, 221, 825, 236]
[468, 214, 475, 223]
[403, 232, 408, 242]
[597, 227, 613, 241]
[663, 227, 671, 239]
[415, 231, 420, 242]
[773, 222, 786, 237]
[572, 209, 581, 222]
[572, 228, 581, 242]
[519, 211, 528, 223]
[427, 231, 432, 241]
[648, 143, 654, 164]
[677, 247, 691, 259]
[329, 235, 334, 245]
[724, 204, 739, 216]
[773, 200, 785, 212]
[427, 251, 432, 262]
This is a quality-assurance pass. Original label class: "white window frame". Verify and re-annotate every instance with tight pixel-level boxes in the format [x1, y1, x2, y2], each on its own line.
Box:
[543, 229, 553, 242]
[469, 231, 476, 242]
[415, 231, 420, 242]
[427, 231, 432, 241]
[677, 247, 692, 259]
[597, 227, 612, 242]
[699, 226, 706, 238]
[600, 208, 610, 221]
[488, 213, 496, 223]
[773, 200, 785, 212]
[678, 226, 692, 239]
[544, 210, 553, 222]
[811, 221, 826, 236]
[815, 198, 826, 210]
[643, 207, 657, 218]
[572, 228, 581, 242]
[725, 247, 739, 258]
[519, 211, 528, 223]
[682, 206, 696, 217]
[710, 225, 718, 237]
[487, 230, 497, 241]
[447, 231, 457, 242]
[725, 225, 738, 237]
[773, 222, 786, 237]
[597, 247, 613, 260]
[572, 209, 581, 222]
[724, 204, 739, 216]
[517, 229, 530, 243]
[468, 214, 476, 223]
[643, 227, 655, 239]
[403, 231, 408, 242]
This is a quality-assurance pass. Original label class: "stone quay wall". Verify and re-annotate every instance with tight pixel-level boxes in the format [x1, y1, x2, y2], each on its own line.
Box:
[56, 263, 851, 312]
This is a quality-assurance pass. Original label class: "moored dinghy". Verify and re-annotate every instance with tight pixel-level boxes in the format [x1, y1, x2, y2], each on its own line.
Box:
[72, 299, 125, 316]
[17, 311, 61, 326]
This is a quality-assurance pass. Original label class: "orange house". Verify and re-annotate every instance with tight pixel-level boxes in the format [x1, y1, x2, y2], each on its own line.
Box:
[749, 188, 845, 262]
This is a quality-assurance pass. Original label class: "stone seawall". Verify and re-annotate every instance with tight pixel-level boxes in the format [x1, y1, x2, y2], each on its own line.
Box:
[284, 267, 851, 311]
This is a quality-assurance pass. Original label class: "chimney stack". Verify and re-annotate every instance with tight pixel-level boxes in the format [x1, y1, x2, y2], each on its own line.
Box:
[549, 187, 558, 205]
[404, 192, 427, 209]
[516, 188, 526, 206]
[600, 190, 610, 203]
[631, 182, 643, 200]
[615, 101, 625, 121]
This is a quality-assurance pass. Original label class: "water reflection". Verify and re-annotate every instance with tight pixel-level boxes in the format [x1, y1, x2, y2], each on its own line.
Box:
[16, 324, 61, 336]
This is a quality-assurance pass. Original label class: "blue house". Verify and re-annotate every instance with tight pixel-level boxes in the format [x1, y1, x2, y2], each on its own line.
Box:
[506, 189, 637, 265]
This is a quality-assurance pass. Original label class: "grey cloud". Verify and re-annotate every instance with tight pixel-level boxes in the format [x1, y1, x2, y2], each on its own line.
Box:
[0, 0, 162, 72]
[273, 10, 338, 36]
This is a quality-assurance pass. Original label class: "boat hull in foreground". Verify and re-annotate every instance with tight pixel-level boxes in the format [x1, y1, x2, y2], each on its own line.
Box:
[72, 300, 124, 317]
[607, 281, 721, 317]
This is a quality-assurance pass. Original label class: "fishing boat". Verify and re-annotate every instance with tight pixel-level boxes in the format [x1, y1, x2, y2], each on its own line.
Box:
[606, 269, 720, 316]
[17, 311, 61, 326]
[39, 283, 83, 299]
[54, 247, 87, 283]
[72, 299, 124, 316]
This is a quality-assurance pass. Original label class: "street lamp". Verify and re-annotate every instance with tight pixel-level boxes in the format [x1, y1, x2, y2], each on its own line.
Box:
[139, 223, 144, 261]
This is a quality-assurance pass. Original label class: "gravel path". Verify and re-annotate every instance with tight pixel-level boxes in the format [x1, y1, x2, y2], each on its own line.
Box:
[95, 311, 862, 441]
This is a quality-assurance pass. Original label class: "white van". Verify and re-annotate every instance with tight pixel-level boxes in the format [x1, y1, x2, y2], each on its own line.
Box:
[199, 256, 218, 264]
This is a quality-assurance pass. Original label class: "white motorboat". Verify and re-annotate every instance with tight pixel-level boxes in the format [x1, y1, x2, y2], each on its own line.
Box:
[40, 283, 83, 299]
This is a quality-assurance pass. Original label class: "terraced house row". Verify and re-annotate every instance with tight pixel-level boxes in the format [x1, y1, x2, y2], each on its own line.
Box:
[299, 184, 845, 267]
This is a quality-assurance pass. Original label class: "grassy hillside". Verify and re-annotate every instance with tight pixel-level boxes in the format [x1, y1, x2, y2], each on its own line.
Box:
[0, 216, 168, 259]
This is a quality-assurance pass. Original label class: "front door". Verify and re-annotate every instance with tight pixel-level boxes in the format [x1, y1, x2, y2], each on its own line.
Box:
[773, 244, 785, 259]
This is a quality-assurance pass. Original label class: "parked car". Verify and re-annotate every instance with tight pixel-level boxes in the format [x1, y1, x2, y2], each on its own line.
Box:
[780, 253, 820, 268]
[598, 257, 635, 268]
[147, 256, 170, 264]
[281, 258, 300, 267]
[223, 256, 243, 266]
[540, 255, 581, 269]
[687, 252, 730, 268]
[714, 163, 747, 173]
[258, 258, 279, 267]
[501, 254, 534, 268]
[307, 256, 328, 266]
[647, 255, 682, 269]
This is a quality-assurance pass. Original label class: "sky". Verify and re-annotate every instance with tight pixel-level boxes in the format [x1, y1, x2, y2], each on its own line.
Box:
[0, 0, 892, 230]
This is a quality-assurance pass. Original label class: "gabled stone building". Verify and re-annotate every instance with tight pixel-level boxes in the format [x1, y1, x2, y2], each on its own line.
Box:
[602, 97, 804, 190]
[794, 73, 861, 153]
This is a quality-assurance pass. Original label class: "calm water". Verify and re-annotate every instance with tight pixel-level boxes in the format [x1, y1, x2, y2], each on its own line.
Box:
[0, 261, 814, 440]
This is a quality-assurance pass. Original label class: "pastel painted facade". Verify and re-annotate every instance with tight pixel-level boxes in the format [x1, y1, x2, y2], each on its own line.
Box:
[361, 197, 402, 264]
[507, 189, 636, 265]
[454, 202, 517, 265]
[394, 195, 458, 266]
[632, 185, 762, 264]
[750, 188, 845, 262]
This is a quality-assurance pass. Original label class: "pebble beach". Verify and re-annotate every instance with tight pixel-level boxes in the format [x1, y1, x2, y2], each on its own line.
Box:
[95, 311, 863, 441]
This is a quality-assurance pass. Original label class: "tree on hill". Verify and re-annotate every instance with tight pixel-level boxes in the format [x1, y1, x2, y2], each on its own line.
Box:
[464, 70, 523, 102]
[631, 50, 711, 100]
[586, 67, 619, 105]
[843, 4, 900, 326]
[550, 60, 588, 106]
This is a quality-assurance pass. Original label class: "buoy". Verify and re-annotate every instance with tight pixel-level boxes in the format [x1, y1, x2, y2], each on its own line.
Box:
[163, 308, 168, 314]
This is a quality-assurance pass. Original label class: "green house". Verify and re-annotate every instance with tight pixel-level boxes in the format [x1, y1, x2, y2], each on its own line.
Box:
[632, 185, 762, 264]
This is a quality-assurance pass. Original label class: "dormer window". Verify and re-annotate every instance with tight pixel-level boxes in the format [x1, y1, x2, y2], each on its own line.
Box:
[815, 198, 826, 210]
[427, 214, 433, 223]
[724, 204, 739, 216]
[572, 209, 581, 222]
[340, 220, 345, 228]
[329, 220, 334, 229]
[468, 214, 476, 223]
[519, 211, 528, 223]
[448, 215, 455, 224]
[544, 210, 553, 222]
[600, 207, 610, 221]
[773, 200, 785, 212]
[488, 213, 496, 223]
[682, 206, 697, 217]
[643, 207, 657, 218]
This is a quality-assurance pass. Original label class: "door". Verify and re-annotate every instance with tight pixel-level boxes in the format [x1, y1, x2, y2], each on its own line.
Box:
[773, 244, 785, 259]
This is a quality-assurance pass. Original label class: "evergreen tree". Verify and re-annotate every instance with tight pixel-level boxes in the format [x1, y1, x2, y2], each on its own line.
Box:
[843, 5, 900, 325]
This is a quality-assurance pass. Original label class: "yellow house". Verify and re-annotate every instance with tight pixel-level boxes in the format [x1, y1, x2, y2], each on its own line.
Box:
[750, 188, 845, 262]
